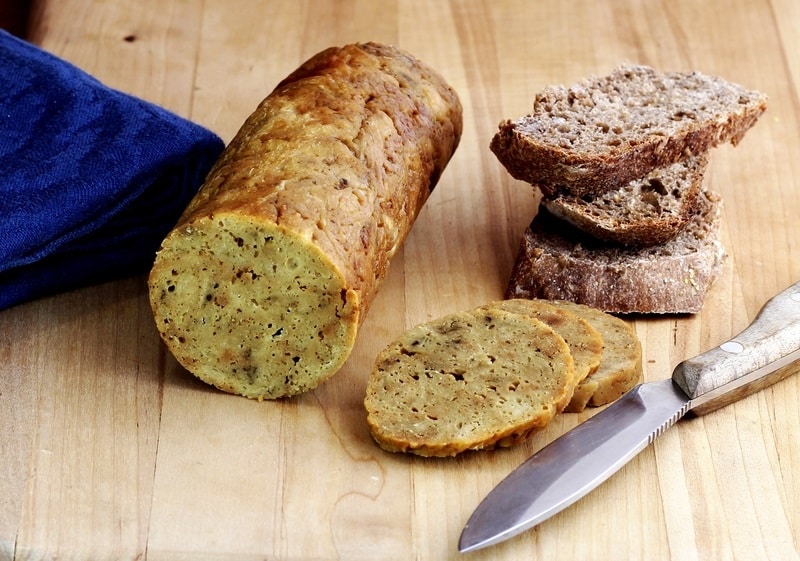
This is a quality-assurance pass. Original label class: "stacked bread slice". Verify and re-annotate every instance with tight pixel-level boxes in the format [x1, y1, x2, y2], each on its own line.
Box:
[491, 64, 767, 314]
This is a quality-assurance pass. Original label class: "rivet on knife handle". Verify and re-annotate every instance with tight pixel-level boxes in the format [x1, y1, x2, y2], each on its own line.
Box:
[673, 280, 800, 415]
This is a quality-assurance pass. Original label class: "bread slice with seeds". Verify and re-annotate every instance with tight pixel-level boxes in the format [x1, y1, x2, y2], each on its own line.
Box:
[506, 190, 726, 314]
[490, 64, 766, 198]
[541, 154, 707, 247]
[364, 307, 576, 457]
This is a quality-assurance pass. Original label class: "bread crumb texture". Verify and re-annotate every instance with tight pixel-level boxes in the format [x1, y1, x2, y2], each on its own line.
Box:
[507, 190, 726, 314]
[148, 42, 462, 399]
[491, 64, 766, 196]
[542, 154, 707, 247]
[364, 307, 576, 457]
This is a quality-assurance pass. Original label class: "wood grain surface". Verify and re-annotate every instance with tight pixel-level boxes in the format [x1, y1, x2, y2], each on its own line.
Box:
[2, 1, 799, 560]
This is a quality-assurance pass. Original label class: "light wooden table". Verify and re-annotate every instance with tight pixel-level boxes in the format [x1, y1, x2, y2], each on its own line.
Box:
[2, 1, 799, 560]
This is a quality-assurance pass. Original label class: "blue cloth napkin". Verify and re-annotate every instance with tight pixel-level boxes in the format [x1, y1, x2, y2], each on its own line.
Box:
[0, 30, 225, 310]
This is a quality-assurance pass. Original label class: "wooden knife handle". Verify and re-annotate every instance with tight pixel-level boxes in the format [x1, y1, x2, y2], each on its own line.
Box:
[672, 280, 800, 415]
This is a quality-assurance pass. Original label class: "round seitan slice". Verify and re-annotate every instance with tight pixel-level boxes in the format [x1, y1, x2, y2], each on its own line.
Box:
[552, 300, 643, 412]
[148, 43, 462, 399]
[364, 307, 576, 457]
[482, 298, 603, 384]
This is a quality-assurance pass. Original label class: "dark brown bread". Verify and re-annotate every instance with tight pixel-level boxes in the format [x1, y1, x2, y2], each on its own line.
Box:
[490, 64, 766, 198]
[541, 154, 707, 247]
[506, 190, 726, 314]
[149, 43, 462, 399]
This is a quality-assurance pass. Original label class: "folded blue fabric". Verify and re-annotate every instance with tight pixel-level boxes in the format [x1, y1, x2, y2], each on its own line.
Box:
[0, 30, 225, 310]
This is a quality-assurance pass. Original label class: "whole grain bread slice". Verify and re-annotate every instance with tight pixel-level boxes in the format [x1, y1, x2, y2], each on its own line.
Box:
[364, 307, 576, 457]
[541, 154, 707, 247]
[490, 64, 766, 197]
[506, 189, 726, 314]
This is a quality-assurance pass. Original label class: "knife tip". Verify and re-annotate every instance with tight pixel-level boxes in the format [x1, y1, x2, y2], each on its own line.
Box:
[457, 527, 495, 554]
[457, 537, 480, 554]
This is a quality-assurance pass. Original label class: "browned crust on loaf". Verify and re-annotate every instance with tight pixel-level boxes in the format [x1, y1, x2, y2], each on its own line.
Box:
[505, 190, 726, 314]
[149, 42, 462, 399]
[541, 154, 708, 247]
[187, 42, 462, 310]
[490, 65, 766, 197]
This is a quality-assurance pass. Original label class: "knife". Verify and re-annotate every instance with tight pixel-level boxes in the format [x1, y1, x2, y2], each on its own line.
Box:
[459, 280, 800, 553]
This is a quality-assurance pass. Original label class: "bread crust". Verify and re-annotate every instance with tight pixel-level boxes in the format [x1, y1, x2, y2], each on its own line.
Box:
[148, 42, 462, 399]
[541, 154, 707, 247]
[490, 65, 766, 197]
[506, 190, 726, 314]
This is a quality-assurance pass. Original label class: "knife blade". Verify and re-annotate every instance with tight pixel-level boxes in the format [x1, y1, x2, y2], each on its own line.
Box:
[459, 280, 800, 553]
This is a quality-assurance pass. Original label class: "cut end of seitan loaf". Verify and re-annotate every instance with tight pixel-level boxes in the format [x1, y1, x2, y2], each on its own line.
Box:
[490, 64, 767, 197]
[541, 153, 707, 247]
[506, 190, 726, 314]
[148, 42, 462, 400]
[364, 307, 577, 457]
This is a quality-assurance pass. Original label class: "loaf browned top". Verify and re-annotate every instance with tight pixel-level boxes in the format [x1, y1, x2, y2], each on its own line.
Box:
[186, 42, 463, 310]
[490, 64, 766, 197]
[149, 43, 462, 399]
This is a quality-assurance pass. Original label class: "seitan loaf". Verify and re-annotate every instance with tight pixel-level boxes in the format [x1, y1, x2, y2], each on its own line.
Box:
[148, 42, 462, 399]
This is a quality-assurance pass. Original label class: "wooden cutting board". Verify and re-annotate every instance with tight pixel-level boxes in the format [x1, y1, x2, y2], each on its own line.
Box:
[2, 1, 799, 560]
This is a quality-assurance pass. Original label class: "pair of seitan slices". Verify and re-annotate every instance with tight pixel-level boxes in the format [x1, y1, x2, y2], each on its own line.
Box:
[364, 298, 641, 457]
[492, 64, 767, 313]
